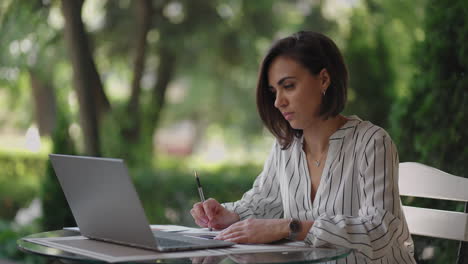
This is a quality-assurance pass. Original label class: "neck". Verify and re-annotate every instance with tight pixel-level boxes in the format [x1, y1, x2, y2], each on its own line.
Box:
[302, 115, 347, 156]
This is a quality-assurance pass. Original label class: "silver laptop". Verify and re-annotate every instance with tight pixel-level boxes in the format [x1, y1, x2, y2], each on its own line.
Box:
[49, 154, 234, 252]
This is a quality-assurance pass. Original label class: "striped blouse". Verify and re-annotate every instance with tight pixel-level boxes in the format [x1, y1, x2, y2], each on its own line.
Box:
[223, 116, 416, 263]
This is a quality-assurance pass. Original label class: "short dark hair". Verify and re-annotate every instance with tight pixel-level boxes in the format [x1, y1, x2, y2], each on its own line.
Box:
[256, 31, 348, 149]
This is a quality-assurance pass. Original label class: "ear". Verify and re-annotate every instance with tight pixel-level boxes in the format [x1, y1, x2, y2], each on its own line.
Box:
[319, 68, 331, 92]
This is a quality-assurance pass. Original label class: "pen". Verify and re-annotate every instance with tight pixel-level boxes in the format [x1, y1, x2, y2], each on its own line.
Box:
[194, 171, 212, 231]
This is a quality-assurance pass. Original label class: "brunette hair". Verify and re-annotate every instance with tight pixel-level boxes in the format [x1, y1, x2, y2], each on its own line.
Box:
[256, 31, 348, 149]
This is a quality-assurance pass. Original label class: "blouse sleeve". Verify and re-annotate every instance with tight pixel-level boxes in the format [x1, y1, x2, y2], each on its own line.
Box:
[222, 142, 283, 220]
[305, 130, 403, 261]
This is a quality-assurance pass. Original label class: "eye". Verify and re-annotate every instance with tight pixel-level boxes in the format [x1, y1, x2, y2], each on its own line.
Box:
[284, 83, 295, 89]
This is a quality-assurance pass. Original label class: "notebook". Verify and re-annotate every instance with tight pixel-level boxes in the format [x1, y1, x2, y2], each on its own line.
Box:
[49, 154, 234, 252]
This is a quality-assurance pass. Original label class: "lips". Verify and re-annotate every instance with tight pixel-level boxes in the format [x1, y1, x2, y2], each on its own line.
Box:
[282, 112, 294, 121]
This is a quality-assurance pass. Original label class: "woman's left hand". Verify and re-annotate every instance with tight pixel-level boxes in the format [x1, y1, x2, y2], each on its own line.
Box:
[214, 218, 290, 244]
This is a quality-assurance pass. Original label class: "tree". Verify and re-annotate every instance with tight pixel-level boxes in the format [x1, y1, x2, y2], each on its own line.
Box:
[391, 0, 468, 262]
[125, 0, 153, 142]
[392, 0, 467, 181]
[343, 2, 396, 128]
[342, 0, 426, 130]
[29, 69, 57, 137]
[61, 0, 110, 156]
[58, 0, 286, 163]
[1, 0, 336, 163]
[0, 1, 60, 137]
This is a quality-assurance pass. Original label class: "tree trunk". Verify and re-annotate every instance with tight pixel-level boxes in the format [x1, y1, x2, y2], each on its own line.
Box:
[61, 0, 109, 156]
[29, 70, 57, 137]
[149, 45, 176, 135]
[125, 0, 153, 141]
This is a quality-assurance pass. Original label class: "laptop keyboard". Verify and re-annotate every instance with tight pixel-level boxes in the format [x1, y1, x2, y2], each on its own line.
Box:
[155, 237, 196, 247]
[152, 230, 197, 247]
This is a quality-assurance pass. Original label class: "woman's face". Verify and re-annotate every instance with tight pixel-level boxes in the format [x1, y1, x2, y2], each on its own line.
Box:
[267, 56, 330, 130]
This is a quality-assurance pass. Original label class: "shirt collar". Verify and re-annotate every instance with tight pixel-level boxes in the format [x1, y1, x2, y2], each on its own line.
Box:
[298, 115, 362, 145]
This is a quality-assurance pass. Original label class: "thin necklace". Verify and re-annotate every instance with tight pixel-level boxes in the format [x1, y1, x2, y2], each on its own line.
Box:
[313, 147, 328, 167]
[306, 116, 346, 167]
[304, 142, 329, 167]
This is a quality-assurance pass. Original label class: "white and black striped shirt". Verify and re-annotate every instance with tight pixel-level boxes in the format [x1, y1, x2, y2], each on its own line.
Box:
[223, 116, 416, 263]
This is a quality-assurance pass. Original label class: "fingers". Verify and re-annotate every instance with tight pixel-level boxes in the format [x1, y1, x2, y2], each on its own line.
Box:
[216, 231, 248, 243]
[214, 219, 265, 244]
[210, 221, 228, 230]
[218, 221, 243, 236]
[191, 199, 222, 228]
[194, 218, 208, 228]
[215, 221, 244, 240]
[190, 202, 209, 227]
[203, 198, 221, 220]
[191, 198, 237, 229]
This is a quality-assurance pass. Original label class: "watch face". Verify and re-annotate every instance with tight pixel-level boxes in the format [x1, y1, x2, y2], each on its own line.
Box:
[290, 219, 301, 233]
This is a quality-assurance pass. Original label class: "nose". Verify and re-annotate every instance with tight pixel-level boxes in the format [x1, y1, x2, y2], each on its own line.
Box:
[274, 91, 287, 109]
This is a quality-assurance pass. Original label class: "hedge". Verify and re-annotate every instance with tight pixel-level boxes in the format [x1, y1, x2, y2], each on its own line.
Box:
[0, 151, 47, 220]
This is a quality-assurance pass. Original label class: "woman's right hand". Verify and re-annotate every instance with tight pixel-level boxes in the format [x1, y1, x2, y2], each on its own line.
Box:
[190, 198, 240, 230]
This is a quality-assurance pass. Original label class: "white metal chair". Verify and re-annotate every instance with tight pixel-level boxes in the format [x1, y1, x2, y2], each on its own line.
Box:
[399, 162, 468, 264]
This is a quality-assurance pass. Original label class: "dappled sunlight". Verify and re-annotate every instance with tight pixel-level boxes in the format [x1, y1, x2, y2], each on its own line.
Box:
[0, 0, 465, 263]
[14, 198, 42, 227]
[0, 129, 51, 154]
[25, 126, 41, 152]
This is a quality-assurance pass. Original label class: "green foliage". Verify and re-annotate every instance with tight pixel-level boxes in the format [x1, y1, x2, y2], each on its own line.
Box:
[342, 0, 426, 130]
[343, 4, 396, 129]
[0, 151, 260, 263]
[133, 163, 260, 226]
[0, 219, 45, 264]
[392, 0, 468, 176]
[97, 0, 307, 148]
[0, 1, 63, 131]
[100, 103, 154, 168]
[391, 0, 468, 262]
[151, 0, 281, 145]
[0, 0, 466, 263]
[40, 111, 76, 231]
[0, 152, 46, 220]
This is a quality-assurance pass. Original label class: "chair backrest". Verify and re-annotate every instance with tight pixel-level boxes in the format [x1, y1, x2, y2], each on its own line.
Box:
[399, 162, 468, 263]
[399, 162, 468, 241]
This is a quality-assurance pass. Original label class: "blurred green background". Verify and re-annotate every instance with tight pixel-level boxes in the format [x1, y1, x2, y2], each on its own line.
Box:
[0, 0, 466, 263]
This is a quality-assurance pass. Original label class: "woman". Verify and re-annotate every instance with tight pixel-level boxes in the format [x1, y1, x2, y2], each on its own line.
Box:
[190, 31, 416, 263]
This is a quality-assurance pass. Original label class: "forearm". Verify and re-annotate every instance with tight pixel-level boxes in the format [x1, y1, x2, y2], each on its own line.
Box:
[304, 210, 402, 260]
[297, 220, 314, 241]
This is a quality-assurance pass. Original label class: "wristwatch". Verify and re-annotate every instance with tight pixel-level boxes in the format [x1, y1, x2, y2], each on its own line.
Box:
[287, 218, 302, 240]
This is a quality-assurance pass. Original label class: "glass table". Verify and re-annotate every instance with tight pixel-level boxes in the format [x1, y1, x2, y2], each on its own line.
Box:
[18, 230, 352, 263]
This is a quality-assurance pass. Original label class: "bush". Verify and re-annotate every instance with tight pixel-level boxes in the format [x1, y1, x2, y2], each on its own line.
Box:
[0, 219, 45, 264]
[390, 0, 468, 262]
[0, 151, 46, 220]
[133, 163, 260, 226]
[0, 159, 260, 264]
[40, 111, 77, 231]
